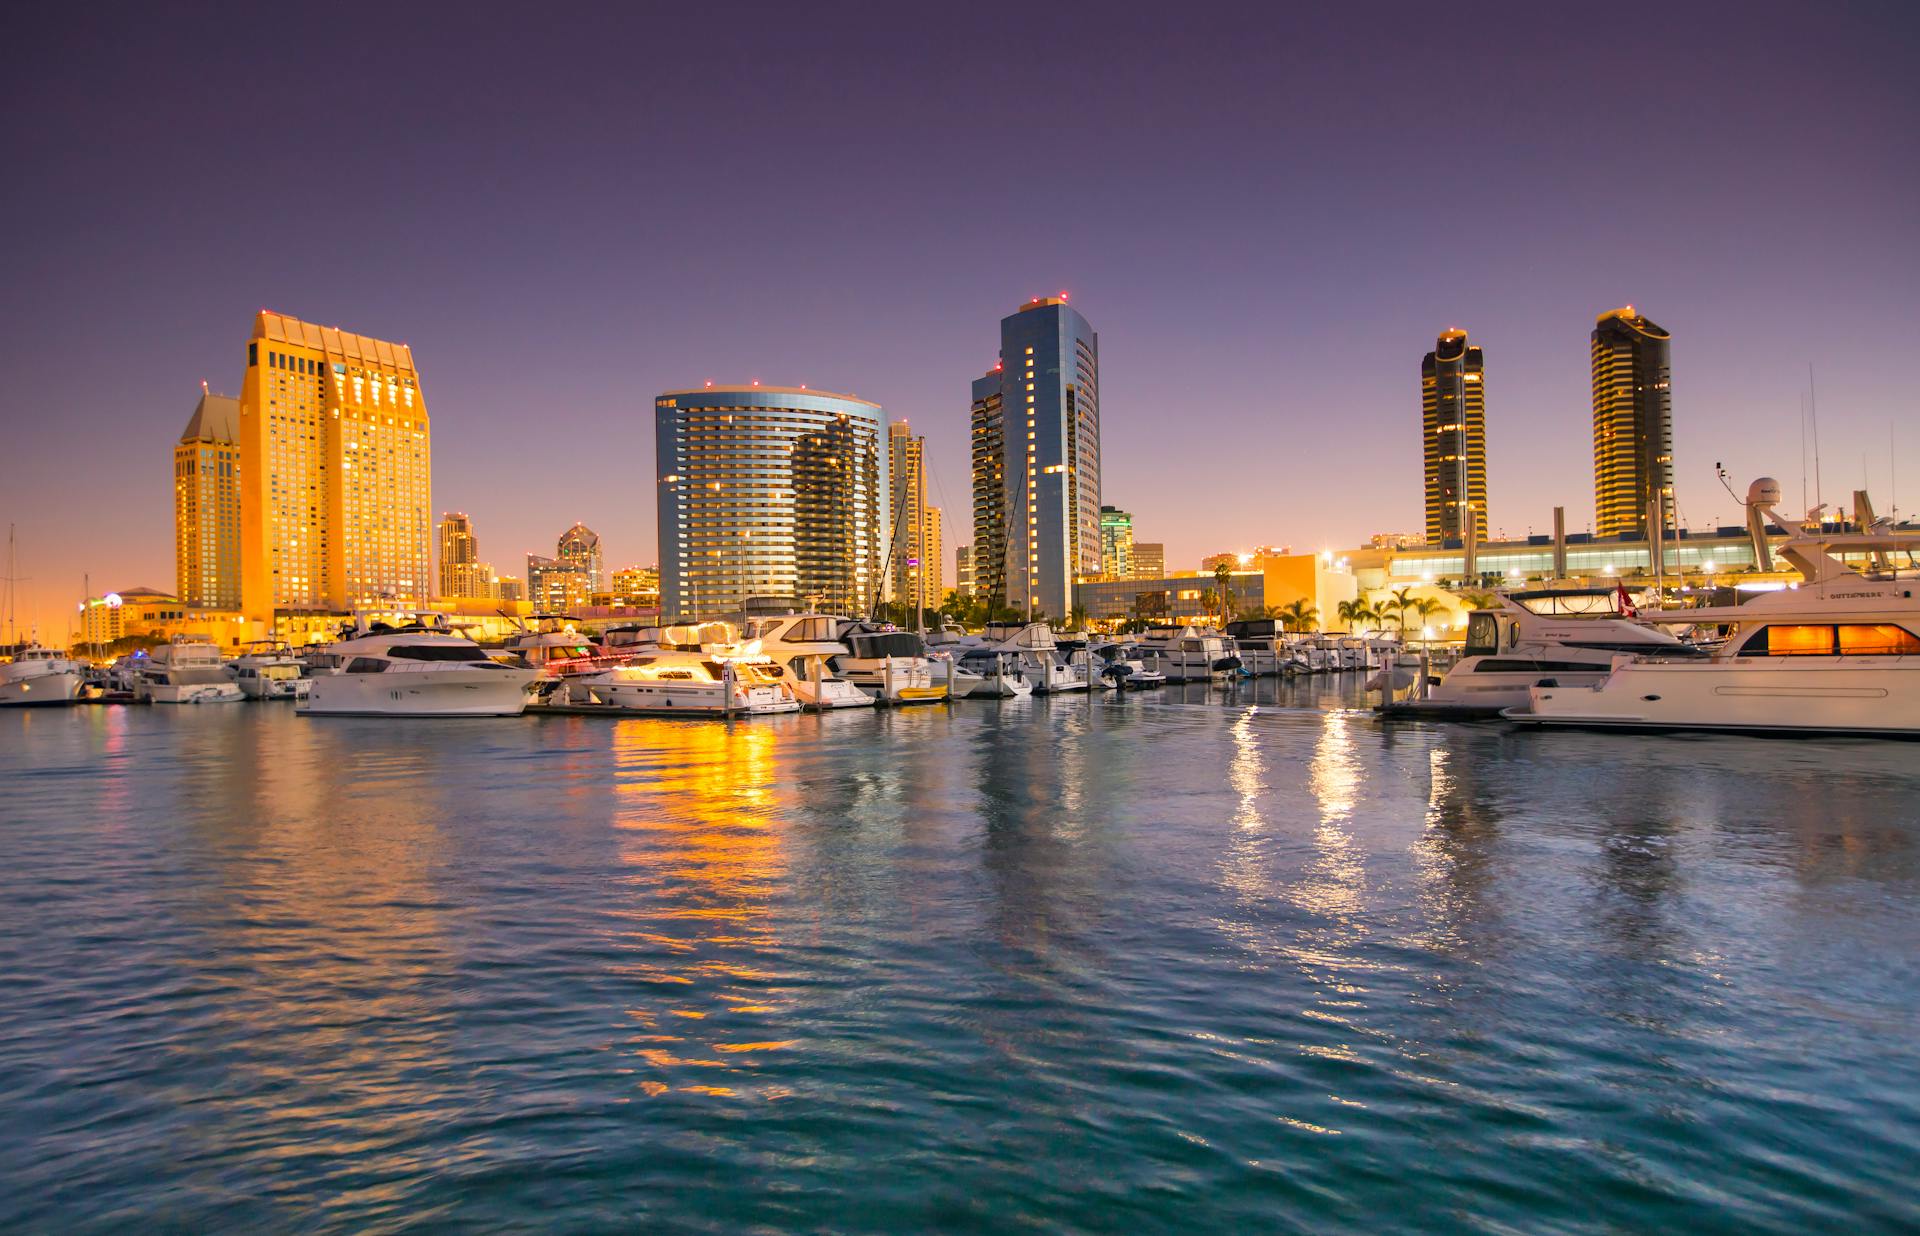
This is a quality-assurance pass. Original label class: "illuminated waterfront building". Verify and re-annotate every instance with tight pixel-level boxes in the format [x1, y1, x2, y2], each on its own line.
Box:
[955, 545, 974, 597]
[970, 296, 1101, 619]
[557, 522, 604, 594]
[1592, 306, 1675, 537]
[237, 311, 431, 622]
[923, 506, 943, 604]
[655, 386, 886, 619]
[969, 371, 1007, 607]
[526, 554, 592, 612]
[1099, 506, 1134, 581]
[1421, 328, 1487, 545]
[610, 565, 660, 606]
[437, 512, 492, 600]
[1131, 542, 1165, 580]
[492, 574, 524, 603]
[886, 422, 942, 611]
[174, 388, 241, 609]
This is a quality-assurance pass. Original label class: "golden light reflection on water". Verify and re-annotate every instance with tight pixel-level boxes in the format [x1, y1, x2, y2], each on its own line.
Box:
[1412, 742, 1501, 955]
[608, 719, 800, 1101]
[1298, 711, 1365, 921]
[161, 712, 467, 1169]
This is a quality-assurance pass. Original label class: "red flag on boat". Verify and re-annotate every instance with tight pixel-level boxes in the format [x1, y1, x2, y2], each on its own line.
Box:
[1616, 582, 1636, 617]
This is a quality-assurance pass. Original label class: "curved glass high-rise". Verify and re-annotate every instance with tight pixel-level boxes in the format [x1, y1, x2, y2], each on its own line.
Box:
[1591, 307, 1674, 537]
[655, 387, 886, 619]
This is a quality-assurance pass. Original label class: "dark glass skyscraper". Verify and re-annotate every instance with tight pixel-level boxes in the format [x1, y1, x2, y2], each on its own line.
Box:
[969, 369, 1007, 608]
[1421, 329, 1487, 546]
[969, 297, 1100, 620]
[1591, 307, 1674, 537]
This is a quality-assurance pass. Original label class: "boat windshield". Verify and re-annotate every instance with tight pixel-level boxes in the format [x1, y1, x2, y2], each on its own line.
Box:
[387, 644, 490, 662]
[1511, 590, 1622, 617]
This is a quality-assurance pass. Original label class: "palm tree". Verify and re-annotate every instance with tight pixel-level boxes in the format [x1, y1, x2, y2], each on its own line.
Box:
[1410, 596, 1449, 641]
[1456, 590, 1499, 611]
[1277, 598, 1319, 632]
[1389, 587, 1417, 634]
[1213, 561, 1235, 625]
[1335, 598, 1371, 633]
[1199, 588, 1221, 624]
[1067, 602, 1089, 632]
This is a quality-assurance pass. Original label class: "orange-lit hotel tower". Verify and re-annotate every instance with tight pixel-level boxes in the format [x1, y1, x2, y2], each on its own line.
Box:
[1420, 329, 1487, 545]
[1591, 306, 1674, 538]
[237, 311, 432, 623]
[174, 388, 242, 608]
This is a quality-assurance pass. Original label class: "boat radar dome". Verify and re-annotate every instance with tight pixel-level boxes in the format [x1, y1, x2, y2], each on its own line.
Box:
[1747, 478, 1782, 507]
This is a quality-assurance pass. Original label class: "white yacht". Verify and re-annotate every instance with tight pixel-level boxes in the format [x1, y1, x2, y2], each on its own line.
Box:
[1086, 640, 1166, 689]
[1137, 625, 1238, 683]
[1519, 479, 1920, 736]
[567, 641, 800, 716]
[917, 624, 986, 698]
[972, 622, 1088, 693]
[834, 625, 949, 704]
[0, 643, 86, 706]
[136, 635, 243, 704]
[226, 640, 310, 700]
[1223, 619, 1297, 677]
[742, 614, 875, 709]
[1420, 587, 1698, 714]
[499, 621, 630, 686]
[300, 614, 536, 717]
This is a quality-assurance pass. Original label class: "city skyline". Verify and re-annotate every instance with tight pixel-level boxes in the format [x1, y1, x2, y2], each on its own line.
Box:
[2, 5, 1916, 629]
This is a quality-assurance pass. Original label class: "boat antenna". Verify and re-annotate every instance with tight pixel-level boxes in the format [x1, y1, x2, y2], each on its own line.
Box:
[1808, 363, 1824, 515]
[1799, 394, 1809, 516]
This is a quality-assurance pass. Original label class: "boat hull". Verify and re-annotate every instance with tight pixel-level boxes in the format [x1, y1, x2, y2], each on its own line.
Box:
[571, 677, 799, 715]
[301, 668, 535, 716]
[0, 669, 84, 706]
[1519, 658, 1920, 736]
[237, 676, 310, 700]
[138, 680, 245, 704]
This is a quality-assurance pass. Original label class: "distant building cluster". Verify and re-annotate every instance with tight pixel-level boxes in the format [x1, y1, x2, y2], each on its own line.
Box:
[139, 294, 1693, 649]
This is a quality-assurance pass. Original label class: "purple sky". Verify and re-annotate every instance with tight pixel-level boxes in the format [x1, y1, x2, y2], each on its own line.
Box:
[3, 3, 1916, 632]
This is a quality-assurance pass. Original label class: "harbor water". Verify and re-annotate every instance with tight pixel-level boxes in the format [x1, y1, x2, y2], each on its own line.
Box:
[3, 687, 1917, 1231]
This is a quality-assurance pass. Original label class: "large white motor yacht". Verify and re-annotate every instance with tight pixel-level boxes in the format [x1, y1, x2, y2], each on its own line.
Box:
[1422, 587, 1699, 714]
[742, 614, 875, 709]
[136, 635, 244, 704]
[226, 641, 310, 700]
[0, 643, 86, 706]
[300, 614, 536, 717]
[1519, 479, 1920, 736]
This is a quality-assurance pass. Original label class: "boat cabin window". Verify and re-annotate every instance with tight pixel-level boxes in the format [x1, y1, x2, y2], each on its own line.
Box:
[1739, 623, 1920, 656]
[1512, 591, 1620, 617]
[1464, 612, 1499, 658]
[387, 645, 490, 662]
[791, 617, 835, 642]
[344, 657, 388, 674]
[1840, 624, 1920, 654]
